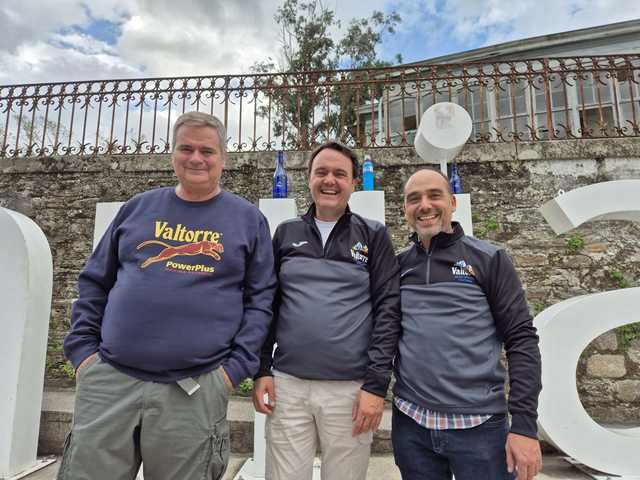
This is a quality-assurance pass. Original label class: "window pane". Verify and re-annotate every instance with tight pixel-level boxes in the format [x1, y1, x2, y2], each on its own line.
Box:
[619, 75, 632, 101]
[515, 115, 529, 139]
[420, 92, 434, 114]
[553, 112, 571, 138]
[580, 106, 614, 135]
[513, 80, 528, 115]
[536, 113, 549, 139]
[620, 103, 636, 128]
[473, 120, 490, 140]
[535, 89, 546, 112]
[497, 93, 511, 116]
[497, 118, 511, 134]
[596, 74, 612, 103]
[552, 90, 566, 107]
[577, 74, 595, 105]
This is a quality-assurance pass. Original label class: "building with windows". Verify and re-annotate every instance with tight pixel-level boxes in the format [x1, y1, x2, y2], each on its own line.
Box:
[359, 19, 640, 147]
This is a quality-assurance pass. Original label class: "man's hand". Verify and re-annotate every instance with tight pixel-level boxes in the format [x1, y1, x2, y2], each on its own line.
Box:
[352, 389, 384, 437]
[506, 432, 542, 480]
[220, 367, 235, 392]
[252, 376, 276, 415]
[75, 352, 98, 378]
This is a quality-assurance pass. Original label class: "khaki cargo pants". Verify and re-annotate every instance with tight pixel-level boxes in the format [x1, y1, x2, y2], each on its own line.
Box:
[57, 355, 231, 480]
[265, 371, 373, 480]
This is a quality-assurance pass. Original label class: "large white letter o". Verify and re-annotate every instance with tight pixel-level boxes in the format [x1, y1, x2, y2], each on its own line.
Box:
[537, 180, 640, 476]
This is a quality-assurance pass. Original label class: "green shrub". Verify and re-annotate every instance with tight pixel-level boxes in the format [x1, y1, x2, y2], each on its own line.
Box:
[618, 323, 640, 346]
[565, 234, 585, 254]
[238, 378, 254, 394]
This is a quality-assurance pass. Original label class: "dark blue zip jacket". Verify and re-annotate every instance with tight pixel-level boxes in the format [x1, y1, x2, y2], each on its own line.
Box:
[257, 204, 401, 398]
[394, 223, 541, 438]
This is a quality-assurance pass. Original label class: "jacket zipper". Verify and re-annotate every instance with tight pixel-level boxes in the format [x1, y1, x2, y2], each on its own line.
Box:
[426, 238, 437, 285]
[312, 214, 348, 258]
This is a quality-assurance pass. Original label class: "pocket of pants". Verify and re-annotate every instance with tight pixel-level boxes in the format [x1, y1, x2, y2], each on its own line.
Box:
[215, 367, 233, 398]
[201, 418, 230, 480]
[76, 354, 100, 383]
[482, 413, 507, 429]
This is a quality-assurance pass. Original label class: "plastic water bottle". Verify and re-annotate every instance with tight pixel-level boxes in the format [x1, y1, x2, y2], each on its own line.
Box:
[272, 151, 288, 198]
[362, 155, 374, 191]
[450, 162, 462, 194]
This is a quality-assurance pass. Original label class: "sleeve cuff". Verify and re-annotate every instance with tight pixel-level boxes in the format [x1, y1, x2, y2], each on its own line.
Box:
[510, 413, 538, 439]
[66, 345, 99, 370]
[362, 370, 391, 398]
[254, 368, 273, 380]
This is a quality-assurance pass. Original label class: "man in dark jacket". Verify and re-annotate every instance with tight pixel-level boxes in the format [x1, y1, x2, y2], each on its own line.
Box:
[393, 168, 542, 480]
[253, 142, 401, 480]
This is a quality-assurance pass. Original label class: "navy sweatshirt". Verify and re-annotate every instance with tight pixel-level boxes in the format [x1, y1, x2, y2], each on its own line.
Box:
[64, 187, 277, 385]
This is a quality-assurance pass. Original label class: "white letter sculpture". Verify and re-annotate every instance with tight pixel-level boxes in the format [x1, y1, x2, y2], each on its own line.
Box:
[0, 208, 53, 478]
[538, 180, 640, 478]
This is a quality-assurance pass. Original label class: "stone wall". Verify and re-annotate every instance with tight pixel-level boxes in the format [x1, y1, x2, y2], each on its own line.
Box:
[1, 138, 639, 424]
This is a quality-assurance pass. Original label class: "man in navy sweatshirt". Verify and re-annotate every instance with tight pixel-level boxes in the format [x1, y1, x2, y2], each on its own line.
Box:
[392, 168, 542, 480]
[60, 111, 276, 480]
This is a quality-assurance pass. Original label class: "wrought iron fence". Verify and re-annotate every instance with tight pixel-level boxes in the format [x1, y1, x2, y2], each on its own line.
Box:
[1, 54, 639, 158]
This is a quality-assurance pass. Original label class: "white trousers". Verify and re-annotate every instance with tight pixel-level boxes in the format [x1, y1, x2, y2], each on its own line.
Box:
[265, 371, 373, 480]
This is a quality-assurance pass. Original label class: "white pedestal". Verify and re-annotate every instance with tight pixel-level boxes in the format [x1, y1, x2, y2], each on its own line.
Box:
[0, 208, 53, 479]
[94, 202, 124, 249]
[452, 193, 473, 236]
[258, 199, 298, 236]
[349, 191, 386, 225]
[235, 199, 298, 480]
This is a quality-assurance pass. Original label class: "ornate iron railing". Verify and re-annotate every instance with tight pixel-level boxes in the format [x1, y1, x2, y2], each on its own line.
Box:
[1, 55, 639, 158]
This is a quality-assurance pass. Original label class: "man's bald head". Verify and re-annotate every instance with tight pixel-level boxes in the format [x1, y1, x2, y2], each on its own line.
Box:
[403, 169, 456, 248]
[404, 168, 452, 196]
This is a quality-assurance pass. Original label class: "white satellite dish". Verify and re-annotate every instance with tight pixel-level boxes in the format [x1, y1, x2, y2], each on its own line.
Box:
[414, 102, 472, 174]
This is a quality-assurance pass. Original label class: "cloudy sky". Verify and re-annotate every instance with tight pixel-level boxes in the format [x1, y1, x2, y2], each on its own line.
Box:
[1, 0, 639, 85]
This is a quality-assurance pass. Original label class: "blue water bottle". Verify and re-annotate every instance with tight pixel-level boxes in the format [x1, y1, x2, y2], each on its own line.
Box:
[450, 162, 462, 194]
[362, 154, 374, 191]
[272, 150, 288, 198]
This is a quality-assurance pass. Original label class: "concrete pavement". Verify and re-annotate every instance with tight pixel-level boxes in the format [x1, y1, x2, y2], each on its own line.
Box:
[21, 454, 594, 479]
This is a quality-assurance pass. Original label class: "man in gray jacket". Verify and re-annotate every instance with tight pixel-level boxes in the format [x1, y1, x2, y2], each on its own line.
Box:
[253, 141, 401, 480]
[393, 169, 542, 480]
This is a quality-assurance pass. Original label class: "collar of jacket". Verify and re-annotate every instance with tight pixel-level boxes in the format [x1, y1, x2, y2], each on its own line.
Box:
[301, 203, 353, 225]
[410, 221, 465, 251]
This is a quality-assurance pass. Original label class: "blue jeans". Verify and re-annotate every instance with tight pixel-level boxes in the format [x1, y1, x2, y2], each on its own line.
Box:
[392, 405, 515, 480]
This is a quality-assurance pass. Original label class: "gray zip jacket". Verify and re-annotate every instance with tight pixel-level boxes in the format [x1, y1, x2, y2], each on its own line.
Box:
[257, 204, 401, 398]
[394, 223, 541, 438]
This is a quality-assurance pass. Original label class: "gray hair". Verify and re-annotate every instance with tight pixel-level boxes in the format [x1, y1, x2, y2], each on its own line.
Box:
[172, 111, 227, 154]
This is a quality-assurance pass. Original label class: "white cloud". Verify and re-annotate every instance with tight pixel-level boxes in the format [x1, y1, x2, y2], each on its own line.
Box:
[0, 41, 139, 85]
[1, 0, 639, 86]
[0, 0, 282, 84]
[439, 0, 640, 48]
[50, 32, 118, 56]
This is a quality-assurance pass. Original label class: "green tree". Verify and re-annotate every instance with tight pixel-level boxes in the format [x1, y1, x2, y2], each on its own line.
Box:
[253, 0, 401, 149]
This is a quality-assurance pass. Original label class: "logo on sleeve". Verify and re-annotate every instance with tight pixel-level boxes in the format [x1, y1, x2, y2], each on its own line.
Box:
[350, 242, 369, 265]
[451, 260, 476, 283]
